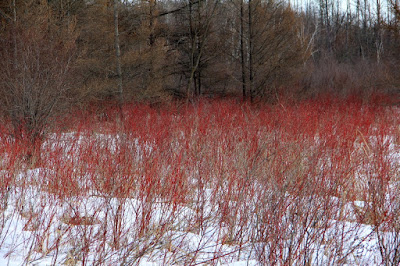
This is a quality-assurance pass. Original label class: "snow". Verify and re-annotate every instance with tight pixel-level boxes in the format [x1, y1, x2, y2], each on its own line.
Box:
[0, 131, 399, 265]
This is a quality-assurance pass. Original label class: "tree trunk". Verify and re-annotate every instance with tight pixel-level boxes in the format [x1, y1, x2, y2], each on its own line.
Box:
[240, 0, 247, 100]
[248, 0, 254, 102]
[113, 0, 123, 104]
[149, 0, 156, 46]
[12, 0, 17, 68]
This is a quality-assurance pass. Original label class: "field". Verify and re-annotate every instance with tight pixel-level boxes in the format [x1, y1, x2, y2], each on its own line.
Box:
[0, 98, 400, 265]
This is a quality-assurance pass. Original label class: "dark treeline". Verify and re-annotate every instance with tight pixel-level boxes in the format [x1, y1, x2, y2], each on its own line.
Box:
[300, 0, 400, 99]
[0, 0, 399, 141]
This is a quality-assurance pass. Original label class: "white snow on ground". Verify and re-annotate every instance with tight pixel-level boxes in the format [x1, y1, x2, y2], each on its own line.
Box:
[0, 131, 399, 265]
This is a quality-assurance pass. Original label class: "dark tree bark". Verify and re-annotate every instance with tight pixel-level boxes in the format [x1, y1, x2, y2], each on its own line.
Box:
[113, 0, 123, 103]
[240, 0, 247, 100]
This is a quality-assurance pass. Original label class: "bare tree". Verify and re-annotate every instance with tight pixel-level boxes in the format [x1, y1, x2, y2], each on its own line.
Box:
[244, 0, 311, 101]
[114, 0, 123, 104]
[240, 0, 247, 100]
[164, 0, 222, 100]
[0, 0, 77, 162]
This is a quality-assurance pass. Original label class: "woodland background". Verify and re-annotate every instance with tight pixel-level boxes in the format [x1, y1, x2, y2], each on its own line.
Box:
[0, 0, 400, 141]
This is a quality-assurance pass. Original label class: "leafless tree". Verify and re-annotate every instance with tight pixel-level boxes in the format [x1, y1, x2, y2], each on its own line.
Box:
[0, 1, 77, 161]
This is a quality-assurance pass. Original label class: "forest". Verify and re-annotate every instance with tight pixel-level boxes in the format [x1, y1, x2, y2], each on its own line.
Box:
[0, 0, 400, 139]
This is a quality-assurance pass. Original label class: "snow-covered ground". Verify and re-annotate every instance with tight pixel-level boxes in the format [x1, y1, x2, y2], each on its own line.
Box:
[0, 184, 384, 265]
[1, 122, 399, 265]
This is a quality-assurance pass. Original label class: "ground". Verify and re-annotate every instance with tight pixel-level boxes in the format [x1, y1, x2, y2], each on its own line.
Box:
[0, 99, 399, 265]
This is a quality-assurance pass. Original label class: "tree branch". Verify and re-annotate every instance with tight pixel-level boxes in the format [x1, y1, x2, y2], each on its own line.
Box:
[157, 0, 205, 17]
